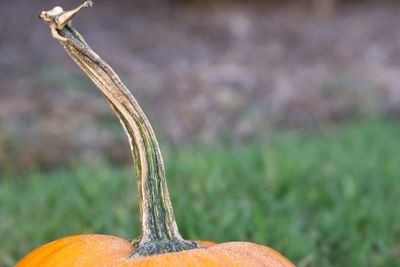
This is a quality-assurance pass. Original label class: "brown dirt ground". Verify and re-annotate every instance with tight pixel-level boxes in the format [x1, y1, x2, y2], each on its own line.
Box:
[1, 0, 400, 169]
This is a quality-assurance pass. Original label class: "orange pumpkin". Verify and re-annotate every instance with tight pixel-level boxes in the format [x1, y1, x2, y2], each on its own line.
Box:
[18, 2, 295, 266]
[17, 235, 294, 266]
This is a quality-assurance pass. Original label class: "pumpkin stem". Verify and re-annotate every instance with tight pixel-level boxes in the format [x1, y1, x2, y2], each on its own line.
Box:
[39, 2, 200, 256]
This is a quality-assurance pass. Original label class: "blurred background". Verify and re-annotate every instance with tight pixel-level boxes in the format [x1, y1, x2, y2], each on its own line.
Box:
[1, 0, 399, 266]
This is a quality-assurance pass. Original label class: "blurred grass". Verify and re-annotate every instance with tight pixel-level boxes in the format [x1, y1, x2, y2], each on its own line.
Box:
[1, 119, 399, 266]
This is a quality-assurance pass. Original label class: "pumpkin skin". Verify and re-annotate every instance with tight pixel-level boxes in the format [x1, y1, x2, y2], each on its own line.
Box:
[17, 235, 294, 267]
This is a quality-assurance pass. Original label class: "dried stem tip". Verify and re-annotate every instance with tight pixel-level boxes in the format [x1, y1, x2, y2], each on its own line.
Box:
[39, 1, 93, 42]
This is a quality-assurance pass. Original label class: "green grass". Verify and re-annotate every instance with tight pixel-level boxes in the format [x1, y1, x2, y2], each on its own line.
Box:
[1, 120, 400, 266]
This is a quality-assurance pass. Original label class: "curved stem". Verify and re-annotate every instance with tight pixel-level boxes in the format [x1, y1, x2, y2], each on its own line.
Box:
[39, 6, 200, 256]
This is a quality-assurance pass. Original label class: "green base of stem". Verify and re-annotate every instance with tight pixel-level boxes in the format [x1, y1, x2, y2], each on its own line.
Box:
[131, 238, 203, 257]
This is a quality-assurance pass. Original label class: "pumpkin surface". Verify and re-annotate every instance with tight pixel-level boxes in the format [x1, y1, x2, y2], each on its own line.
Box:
[17, 235, 294, 267]
[21, 2, 295, 266]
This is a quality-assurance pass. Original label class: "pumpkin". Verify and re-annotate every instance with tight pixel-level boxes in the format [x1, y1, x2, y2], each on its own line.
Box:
[18, 2, 295, 266]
